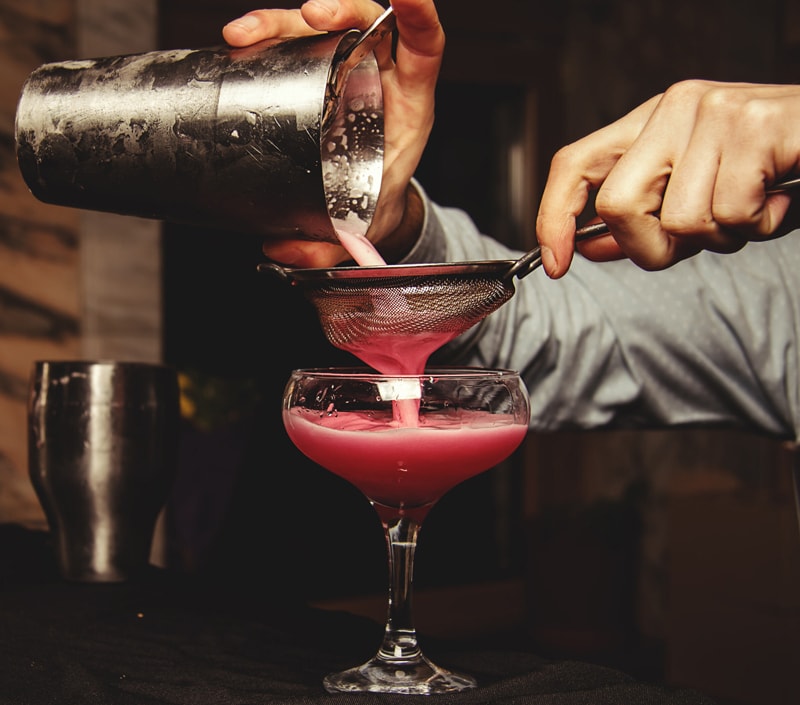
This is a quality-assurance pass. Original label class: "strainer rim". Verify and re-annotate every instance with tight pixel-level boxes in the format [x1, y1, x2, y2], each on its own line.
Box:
[259, 259, 517, 282]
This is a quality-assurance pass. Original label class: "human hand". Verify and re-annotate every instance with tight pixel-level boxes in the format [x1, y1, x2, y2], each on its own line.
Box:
[536, 80, 800, 277]
[224, 0, 444, 268]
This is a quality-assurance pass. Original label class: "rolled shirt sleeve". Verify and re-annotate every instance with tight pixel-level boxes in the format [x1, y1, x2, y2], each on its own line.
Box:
[402, 180, 800, 441]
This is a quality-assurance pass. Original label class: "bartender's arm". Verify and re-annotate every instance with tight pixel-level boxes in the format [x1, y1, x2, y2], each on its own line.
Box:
[225, 2, 800, 278]
[223, 2, 800, 440]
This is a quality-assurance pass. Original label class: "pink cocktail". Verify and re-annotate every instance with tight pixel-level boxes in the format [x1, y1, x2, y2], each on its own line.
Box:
[282, 367, 530, 694]
[284, 407, 526, 521]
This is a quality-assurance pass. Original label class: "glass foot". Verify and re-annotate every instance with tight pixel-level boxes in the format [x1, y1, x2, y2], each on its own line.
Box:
[323, 655, 477, 694]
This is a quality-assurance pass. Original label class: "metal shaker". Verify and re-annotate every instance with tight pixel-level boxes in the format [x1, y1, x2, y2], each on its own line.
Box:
[28, 361, 180, 582]
[14, 31, 384, 243]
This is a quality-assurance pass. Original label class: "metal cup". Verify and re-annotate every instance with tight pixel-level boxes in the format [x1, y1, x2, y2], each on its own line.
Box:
[14, 31, 384, 243]
[28, 361, 180, 582]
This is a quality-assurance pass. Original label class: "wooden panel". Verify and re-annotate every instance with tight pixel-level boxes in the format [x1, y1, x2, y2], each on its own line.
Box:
[0, 0, 162, 526]
[0, 0, 80, 526]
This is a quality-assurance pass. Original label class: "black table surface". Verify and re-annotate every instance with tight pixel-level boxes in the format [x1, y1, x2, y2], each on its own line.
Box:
[0, 525, 717, 705]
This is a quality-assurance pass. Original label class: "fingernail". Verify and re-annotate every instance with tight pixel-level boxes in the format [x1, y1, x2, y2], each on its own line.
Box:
[225, 14, 260, 32]
[540, 246, 558, 277]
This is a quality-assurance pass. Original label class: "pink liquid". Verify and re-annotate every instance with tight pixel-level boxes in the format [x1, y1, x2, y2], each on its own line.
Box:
[284, 407, 527, 512]
[344, 330, 460, 376]
[335, 228, 462, 377]
[336, 227, 386, 267]
[333, 228, 486, 427]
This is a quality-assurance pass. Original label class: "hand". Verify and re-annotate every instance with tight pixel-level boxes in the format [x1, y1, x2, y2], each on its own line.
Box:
[224, 0, 444, 268]
[536, 80, 800, 277]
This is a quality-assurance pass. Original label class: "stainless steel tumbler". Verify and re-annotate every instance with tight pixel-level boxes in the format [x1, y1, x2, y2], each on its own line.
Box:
[14, 31, 384, 243]
[28, 361, 180, 582]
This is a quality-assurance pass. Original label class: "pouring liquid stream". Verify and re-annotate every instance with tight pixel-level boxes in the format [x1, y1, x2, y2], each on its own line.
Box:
[334, 228, 445, 427]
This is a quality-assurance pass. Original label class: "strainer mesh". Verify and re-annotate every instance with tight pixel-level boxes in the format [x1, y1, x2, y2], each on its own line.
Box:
[300, 272, 516, 349]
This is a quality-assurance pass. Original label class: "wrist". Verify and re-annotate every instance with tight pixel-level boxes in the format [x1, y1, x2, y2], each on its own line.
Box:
[371, 182, 424, 263]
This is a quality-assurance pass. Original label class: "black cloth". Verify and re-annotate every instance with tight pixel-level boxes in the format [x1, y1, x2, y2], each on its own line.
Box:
[0, 525, 717, 705]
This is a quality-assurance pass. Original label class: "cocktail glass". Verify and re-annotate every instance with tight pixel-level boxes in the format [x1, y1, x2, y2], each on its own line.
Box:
[282, 367, 531, 694]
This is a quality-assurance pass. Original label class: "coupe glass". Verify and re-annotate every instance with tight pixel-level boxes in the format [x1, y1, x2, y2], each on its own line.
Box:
[282, 367, 531, 694]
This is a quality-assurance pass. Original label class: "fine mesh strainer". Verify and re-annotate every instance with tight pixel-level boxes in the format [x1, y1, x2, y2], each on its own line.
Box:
[261, 259, 516, 350]
[260, 170, 800, 353]
[258, 225, 607, 351]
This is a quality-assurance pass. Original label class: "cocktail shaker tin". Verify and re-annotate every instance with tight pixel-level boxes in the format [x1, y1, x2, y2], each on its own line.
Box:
[14, 32, 384, 242]
[28, 360, 180, 582]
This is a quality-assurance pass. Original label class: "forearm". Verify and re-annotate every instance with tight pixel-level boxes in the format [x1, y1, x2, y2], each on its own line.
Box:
[409, 185, 800, 440]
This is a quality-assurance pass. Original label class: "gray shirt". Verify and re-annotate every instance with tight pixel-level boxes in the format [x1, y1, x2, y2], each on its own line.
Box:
[402, 182, 800, 441]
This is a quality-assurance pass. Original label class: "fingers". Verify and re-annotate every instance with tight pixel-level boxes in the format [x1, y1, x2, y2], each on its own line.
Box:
[389, 0, 444, 121]
[383, 0, 443, 150]
[535, 95, 661, 277]
[301, 0, 385, 31]
[223, 9, 321, 46]
[590, 82, 706, 270]
[602, 81, 800, 269]
[538, 80, 800, 276]
[392, 0, 445, 69]
[672, 85, 798, 240]
[364, 0, 444, 246]
[224, 1, 443, 261]
[262, 239, 351, 269]
[223, 0, 390, 46]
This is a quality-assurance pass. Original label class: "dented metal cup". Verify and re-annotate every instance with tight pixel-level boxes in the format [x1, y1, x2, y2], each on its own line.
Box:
[14, 32, 384, 242]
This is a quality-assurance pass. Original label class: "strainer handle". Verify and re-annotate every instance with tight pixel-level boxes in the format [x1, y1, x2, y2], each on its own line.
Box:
[507, 174, 800, 281]
[257, 261, 292, 281]
[506, 225, 605, 280]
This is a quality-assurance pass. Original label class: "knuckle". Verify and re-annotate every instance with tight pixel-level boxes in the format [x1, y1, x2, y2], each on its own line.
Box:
[659, 210, 715, 236]
[660, 79, 713, 106]
[734, 98, 778, 134]
[548, 143, 584, 176]
[594, 188, 635, 223]
[711, 197, 765, 230]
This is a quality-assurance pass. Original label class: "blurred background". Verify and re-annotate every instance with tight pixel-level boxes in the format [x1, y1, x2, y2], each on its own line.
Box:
[1, 2, 799, 704]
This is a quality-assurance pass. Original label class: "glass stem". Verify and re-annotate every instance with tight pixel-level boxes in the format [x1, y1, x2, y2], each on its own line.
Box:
[377, 514, 423, 663]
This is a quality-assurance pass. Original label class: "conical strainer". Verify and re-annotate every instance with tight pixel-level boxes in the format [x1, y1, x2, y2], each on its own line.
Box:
[258, 226, 605, 352]
[260, 175, 800, 354]
[261, 258, 519, 351]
